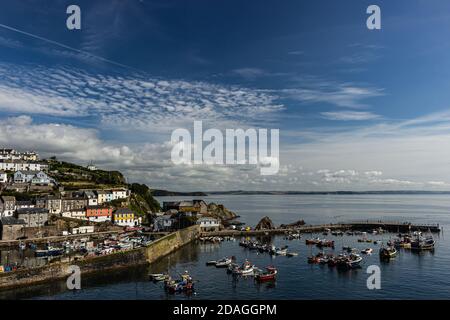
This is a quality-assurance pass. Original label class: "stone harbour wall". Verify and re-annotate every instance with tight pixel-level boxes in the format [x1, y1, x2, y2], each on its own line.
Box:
[0, 225, 200, 290]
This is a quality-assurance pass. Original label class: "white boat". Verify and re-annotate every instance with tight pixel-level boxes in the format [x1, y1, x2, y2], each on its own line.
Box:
[215, 257, 232, 267]
[361, 248, 373, 254]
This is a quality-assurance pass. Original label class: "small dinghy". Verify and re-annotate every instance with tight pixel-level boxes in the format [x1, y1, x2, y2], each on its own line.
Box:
[361, 248, 373, 254]
[206, 260, 217, 266]
[150, 273, 168, 281]
[379, 246, 397, 259]
[215, 257, 233, 268]
[286, 252, 298, 257]
[254, 266, 278, 282]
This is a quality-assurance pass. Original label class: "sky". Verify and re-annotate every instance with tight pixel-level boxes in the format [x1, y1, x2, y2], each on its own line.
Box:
[1, 0, 450, 191]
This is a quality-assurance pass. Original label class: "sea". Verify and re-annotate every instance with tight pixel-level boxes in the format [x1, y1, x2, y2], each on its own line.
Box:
[1, 194, 449, 300]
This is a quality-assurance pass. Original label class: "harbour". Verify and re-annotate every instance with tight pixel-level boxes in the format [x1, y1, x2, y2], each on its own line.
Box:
[0, 193, 448, 300]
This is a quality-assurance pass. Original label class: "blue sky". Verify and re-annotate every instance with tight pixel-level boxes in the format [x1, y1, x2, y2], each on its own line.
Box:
[1, 0, 450, 190]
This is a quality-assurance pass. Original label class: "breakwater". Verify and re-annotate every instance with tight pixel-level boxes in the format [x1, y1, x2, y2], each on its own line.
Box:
[0, 225, 200, 290]
[200, 221, 441, 237]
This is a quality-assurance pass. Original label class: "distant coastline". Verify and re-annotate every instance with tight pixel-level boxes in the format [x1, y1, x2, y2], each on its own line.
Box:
[155, 190, 450, 196]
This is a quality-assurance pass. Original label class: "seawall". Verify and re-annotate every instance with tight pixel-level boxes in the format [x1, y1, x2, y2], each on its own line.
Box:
[0, 225, 200, 290]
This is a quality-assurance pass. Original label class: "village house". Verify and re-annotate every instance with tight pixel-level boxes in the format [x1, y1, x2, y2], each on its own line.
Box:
[0, 160, 44, 172]
[0, 171, 7, 184]
[45, 195, 62, 214]
[0, 216, 25, 240]
[113, 208, 141, 227]
[0, 149, 39, 161]
[162, 199, 207, 217]
[96, 190, 108, 204]
[16, 207, 49, 228]
[62, 208, 87, 220]
[61, 196, 87, 213]
[111, 188, 129, 200]
[197, 217, 220, 232]
[0, 196, 16, 217]
[153, 214, 175, 232]
[16, 200, 35, 210]
[84, 191, 98, 206]
[86, 205, 112, 223]
[13, 170, 51, 184]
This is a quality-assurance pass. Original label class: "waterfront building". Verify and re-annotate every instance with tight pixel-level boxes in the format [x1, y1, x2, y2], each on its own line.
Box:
[86, 205, 112, 222]
[0, 196, 16, 217]
[153, 214, 175, 231]
[162, 199, 207, 216]
[113, 208, 141, 227]
[45, 195, 62, 214]
[16, 207, 49, 227]
[62, 208, 87, 220]
[0, 216, 25, 240]
[197, 217, 220, 231]
[0, 171, 7, 184]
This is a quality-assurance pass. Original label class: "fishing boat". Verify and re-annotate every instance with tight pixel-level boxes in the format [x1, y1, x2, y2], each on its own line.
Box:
[305, 238, 320, 245]
[254, 266, 277, 282]
[316, 240, 334, 248]
[206, 260, 217, 266]
[286, 252, 298, 257]
[215, 257, 233, 267]
[164, 272, 194, 293]
[337, 253, 363, 269]
[275, 247, 288, 256]
[361, 248, 373, 254]
[35, 249, 49, 257]
[411, 235, 435, 251]
[232, 260, 254, 276]
[150, 273, 168, 281]
[379, 246, 397, 259]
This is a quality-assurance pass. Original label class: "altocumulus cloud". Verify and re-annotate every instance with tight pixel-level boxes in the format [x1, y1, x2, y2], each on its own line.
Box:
[0, 63, 284, 132]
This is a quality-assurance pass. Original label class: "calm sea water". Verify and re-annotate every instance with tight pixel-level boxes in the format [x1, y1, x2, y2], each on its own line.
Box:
[1, 194, 449, 300]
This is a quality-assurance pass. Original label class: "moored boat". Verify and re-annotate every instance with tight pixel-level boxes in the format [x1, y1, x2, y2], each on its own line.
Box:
[379, 246, 397, 259]
[254, 266, 277, 282]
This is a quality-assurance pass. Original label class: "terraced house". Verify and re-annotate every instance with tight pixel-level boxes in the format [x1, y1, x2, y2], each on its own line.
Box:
[86, 205, 112, 223]
[113, 208, 141, 227]
[0, 196, 16, 217]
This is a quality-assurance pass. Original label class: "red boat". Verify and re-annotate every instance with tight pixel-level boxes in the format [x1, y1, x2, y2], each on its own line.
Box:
[255, 266, 277, 282]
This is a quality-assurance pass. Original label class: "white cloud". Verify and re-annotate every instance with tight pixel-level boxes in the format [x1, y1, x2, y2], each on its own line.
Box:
[321, 111, 381, 121]
[0, 63, 284, 132]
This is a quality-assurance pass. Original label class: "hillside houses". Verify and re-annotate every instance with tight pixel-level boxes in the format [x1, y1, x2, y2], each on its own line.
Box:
[14, 170, 53, 185]
[0, 171, 7, 184]
[0, 149, 39, 161]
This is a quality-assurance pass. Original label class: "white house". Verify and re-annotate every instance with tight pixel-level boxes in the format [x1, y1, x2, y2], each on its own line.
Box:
[0, 160, 43, 172]
[84, 191, 98, 206]
[197, 217, 220, 231]
[62, 209, 87, 220]
[14, 170, 51, 184]
[0, 171, 7, 184]
[111, 188, 129, 200]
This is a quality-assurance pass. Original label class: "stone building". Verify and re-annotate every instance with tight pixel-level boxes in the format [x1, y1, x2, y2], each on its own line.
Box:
[16, 207, 49, 228]
[0, 216, 25, 240]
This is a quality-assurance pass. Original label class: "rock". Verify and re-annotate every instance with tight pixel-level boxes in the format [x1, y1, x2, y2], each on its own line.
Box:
[280, 219, 306, 229]
[207, 203, 237, 222]
[255, 216, 275, 230]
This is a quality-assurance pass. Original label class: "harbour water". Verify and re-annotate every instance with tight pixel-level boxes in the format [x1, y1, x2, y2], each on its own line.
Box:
[1, 194, 449, 300]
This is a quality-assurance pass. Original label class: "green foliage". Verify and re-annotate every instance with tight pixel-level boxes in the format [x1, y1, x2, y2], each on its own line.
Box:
[129, 183, 161, 213]
[47, 160, 126, 186]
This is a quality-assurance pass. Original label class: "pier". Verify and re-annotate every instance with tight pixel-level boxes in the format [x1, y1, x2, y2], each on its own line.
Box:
[200, 221, 441, 237]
